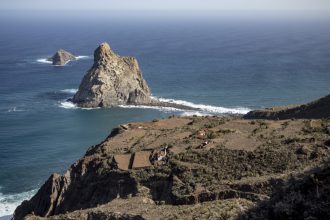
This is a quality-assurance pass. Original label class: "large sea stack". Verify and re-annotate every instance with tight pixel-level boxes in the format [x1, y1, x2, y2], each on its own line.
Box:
[72, 42, 152, 108]
[47, 49, 76, 66]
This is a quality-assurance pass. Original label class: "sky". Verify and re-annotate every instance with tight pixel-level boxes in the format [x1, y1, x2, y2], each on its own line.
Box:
[1, 0, 330, 11]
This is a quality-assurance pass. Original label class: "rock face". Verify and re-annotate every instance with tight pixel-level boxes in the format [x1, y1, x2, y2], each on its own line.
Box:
[13, 116, 330, 219]
[244, 94, 330, 120]
[72, 42, 152, 108]
[47, 49, 76, 66]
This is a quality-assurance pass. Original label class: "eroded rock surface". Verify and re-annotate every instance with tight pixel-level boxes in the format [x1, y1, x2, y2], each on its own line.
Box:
[72, 42, 152, 108]
[48, 49, 76, 66]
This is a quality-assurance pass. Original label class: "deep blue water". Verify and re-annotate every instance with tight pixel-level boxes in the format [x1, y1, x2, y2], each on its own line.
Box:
[0, 13, 330, 216]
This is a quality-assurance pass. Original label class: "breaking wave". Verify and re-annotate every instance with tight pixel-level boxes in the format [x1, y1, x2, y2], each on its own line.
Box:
[76, 56, 90, 60]
[0, 188, 37, 217]
[57, 89, 98, 110]
[60, 89, 78, 94]
[58, 101, 99, 110]
[120, 96, 250, 116]
[58, 101, 78, 109]
[56, 90, 250, 115]
[151, 96, 251, 115]
[36, 58, 52, 64]
[36, 55, 91, 65]
[118, 104, 183, 113]
[7, 107, 25, 113]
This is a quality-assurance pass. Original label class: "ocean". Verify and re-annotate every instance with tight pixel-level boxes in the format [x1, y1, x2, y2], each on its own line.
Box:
[0, 12, 330, 217]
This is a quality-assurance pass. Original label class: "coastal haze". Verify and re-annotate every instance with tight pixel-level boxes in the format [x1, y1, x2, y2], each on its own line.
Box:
[1, 1, 330, 218]
[1, 0, 330, 11]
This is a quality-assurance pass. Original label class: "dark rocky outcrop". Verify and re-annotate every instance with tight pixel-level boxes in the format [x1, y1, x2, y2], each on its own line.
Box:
[14, 158, 138, 219]
[47, 49, 76, 66]
[72, 42, 152, 108]
[14, 173, 65, 219]
[244, 94, 330, 120]
[240, 162, 330, 220]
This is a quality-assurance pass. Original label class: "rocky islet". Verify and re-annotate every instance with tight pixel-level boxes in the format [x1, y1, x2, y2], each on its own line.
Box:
[47, 49, 76, 66]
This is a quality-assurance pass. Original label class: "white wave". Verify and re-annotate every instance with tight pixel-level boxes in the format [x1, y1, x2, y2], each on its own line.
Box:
[151, 96, 251, 115]
[57, 95, 250, 115]
[36, 55, 90, 65]
[119, 97, 250, 116]
[60, 89, 78, 94]
[0, 189, 37, 217]
[7, 107, 24, 113]
[36, 58, 52, 64]
[76, 55, 91, 60]
[59, 101, 78, 109]
[118, 104, 183, 113]
[58, 101, 99, 110]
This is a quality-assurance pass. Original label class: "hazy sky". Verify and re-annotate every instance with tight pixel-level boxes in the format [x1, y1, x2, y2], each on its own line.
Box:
[1, 0, 330, 11]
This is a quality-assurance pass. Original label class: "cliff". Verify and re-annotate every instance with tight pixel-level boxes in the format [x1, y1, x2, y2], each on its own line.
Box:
[47, 49, 76, 66]
[244, 94, 330, 120]
[72, 43, 152, 108]
[14, 116, 330, 220]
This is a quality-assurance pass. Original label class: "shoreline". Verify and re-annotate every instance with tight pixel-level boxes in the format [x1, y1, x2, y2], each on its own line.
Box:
[68, 97, 251, 115]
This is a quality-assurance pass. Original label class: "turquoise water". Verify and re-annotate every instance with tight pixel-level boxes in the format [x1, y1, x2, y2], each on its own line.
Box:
[1, 13, 330, 216]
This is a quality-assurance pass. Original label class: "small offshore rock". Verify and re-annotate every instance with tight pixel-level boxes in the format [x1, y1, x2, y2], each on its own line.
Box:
[48, 49, 76, 66]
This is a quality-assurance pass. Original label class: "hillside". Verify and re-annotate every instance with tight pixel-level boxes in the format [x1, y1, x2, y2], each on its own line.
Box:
[14, 116, 330, 219]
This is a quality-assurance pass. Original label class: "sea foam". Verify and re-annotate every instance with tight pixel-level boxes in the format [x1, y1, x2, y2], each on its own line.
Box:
[0, 188, 37, 217]
[120, 97, 250, 116]
[58, 100, 99, 110]
[6, 107, 25, 113]
[151, 96, 251, 115]
[59, 101, 78, 109]
[36, 55, 91, 65]
[36, 58, 52, 64]
[76, 56, 90, 60]
[57, 91, 250, 115]
[118, 104, 183, 113]
[60, 89, 78, 94]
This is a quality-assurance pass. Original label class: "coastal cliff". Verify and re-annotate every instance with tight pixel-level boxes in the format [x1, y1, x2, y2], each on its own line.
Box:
[244, 94, 330, 120]
[72, 43, 152, 108]
[14, 116, 330, 220]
